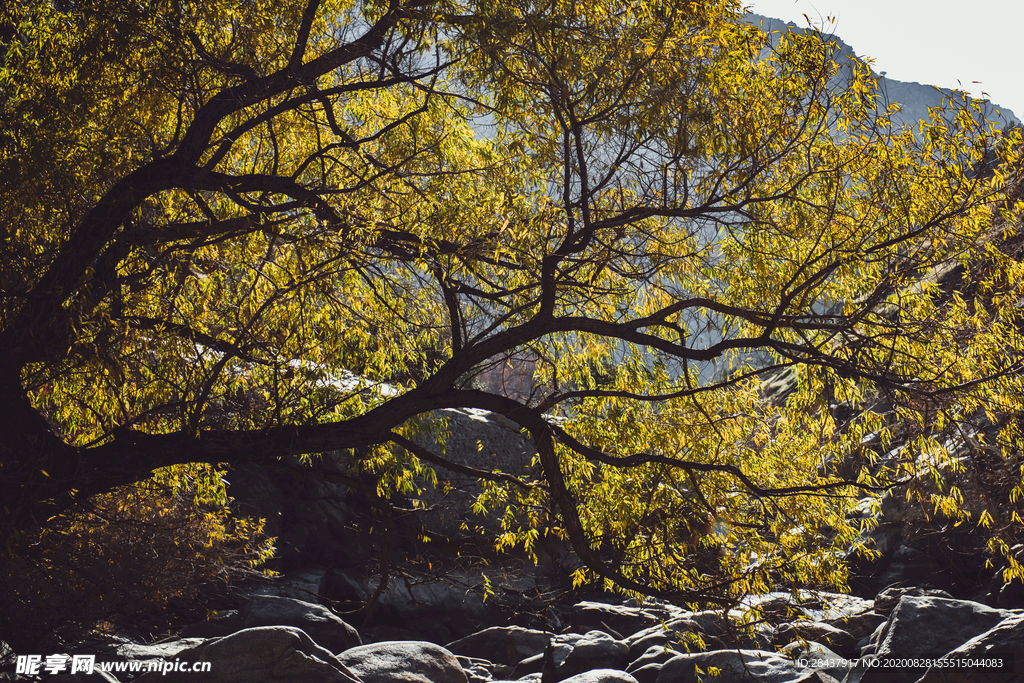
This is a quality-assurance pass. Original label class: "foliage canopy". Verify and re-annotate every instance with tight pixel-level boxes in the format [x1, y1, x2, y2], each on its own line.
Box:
[2, 0, 1024, 640]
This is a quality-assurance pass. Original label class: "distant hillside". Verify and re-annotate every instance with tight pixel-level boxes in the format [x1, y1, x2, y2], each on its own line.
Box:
[748, 14, 1019, 130]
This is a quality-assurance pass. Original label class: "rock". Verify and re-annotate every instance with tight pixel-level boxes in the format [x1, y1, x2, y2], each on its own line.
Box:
[827, 611, 886, 650]
[915, 612, 1024, 683]
[854, 596, 1017, 683]
[511, 675, 543, 683]
[547, 633, 586, 668]
[510, 633, 590, 680]
[772, 622, 854, 654]
[787, 674, 841, 683]
[560, 671, 639, 683]
[179, 609, 244, 638]
[779, 640, 852, 682]
[558, 631, 629, 681]
[626, 645, 679, 675]
[132, 626, 361, 683]
[624, 618, 696, 661]
[806, 593, 876, 622]
[339, 641, 468, 683]
[511, 652, 545, 679]
[240, 595, 361, 653]
[685, 610, 761, 650]
[876, 545, 952, 593]
[364, 569, 522, 643]
[570, 602, 686, 639]
[456, 656, 496, 683]
[995, 578, 1024, 610]
[656, 649, 812, 683]
[446, 626, 550, 666]
[410, 408, 537, 537]
[628, 663, 665, 683]
[116, 638, 206, 675]
[872, 587, 954, 615]
[320, 569, 368, 609]
[768, 597, 884, 657]
[249, 567, 330, 603]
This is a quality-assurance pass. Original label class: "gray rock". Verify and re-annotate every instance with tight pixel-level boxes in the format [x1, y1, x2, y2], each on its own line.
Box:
[788, 673, 841, 683]
[558, 631, 629, 681]
[446, 626, 551, 666]
[116, 638, 206, 668]
[560, 671, 639, 683]
[241, 595, 361, 653]
[340, 641, 468, 683]
[628, 663, 665, 683]
[249, 567, 329, 602]
[411, 408, 537, 536]
[456, 656, 495, 683]
[873, 587, 953, 615]
[779, 640, 851, 682]
[854, 596, 1016, 683]
[792, 593, 875, 624]
[320, 569, 368, 608]
[877, 545, 952, 593]
[104, 639, 206, 679]
[656, 649, 812, 683]
[179, 609, 244, 638]
[826, 611, 886, 650]
[132, 626, 361, 683]
[366, 570, 518, 643]
[773, 622, 853, 653]
[571, 602, 686, 639]
[549, 633, 587, 668]
[510, 652, 545, 679]
[915, 612, 1024, 683]
[624, 618, 696, 661]
[626, 645, 679, 673]
[228, 459, 371, 569]
[511, 675, 543, 683]
[685, 610, 759, 650]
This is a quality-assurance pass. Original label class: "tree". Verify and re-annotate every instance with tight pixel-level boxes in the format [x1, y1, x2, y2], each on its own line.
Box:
[2, 0, 1023, 633]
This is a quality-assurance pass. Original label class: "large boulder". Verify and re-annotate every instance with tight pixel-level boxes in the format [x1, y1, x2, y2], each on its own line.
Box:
[132, 626, 361, 683]
[179, 609, 245, 638]
[772, 621, 854, 655]
[916, 612, 1024, 683]
[561, 671, 639, 683]
[446, 626, 550, 666]
[854, 596, 1017, 683]
[361, 569, 520, 644]
[240, 595, 361, 653]
[116, 638, 206, 676]
[656, 649, 812, 683]
[411, 408, 537, 537]
[626, 645, 680, 683]
[570, 602, 687, 639]
[623, 617, 698, 661]
[557, 631, 629, 681]
[779, 640, 852, 682]
[339, 641, 468, 683]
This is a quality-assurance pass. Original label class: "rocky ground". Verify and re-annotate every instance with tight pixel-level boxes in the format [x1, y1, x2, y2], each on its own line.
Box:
[5, 583, 1022, 682]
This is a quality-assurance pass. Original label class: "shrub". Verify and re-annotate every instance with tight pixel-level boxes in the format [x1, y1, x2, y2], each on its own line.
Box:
[0, 463, 274, 651]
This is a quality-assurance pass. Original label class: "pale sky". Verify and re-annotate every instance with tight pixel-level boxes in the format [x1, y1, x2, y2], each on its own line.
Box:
[747, 0, 1024, 119]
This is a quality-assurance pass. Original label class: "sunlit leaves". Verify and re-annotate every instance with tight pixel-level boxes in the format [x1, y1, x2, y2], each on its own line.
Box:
[4, 0, 1024, 610]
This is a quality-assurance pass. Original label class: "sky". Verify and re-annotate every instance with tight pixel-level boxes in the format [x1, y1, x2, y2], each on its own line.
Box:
[746, 0, 1024, 119]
